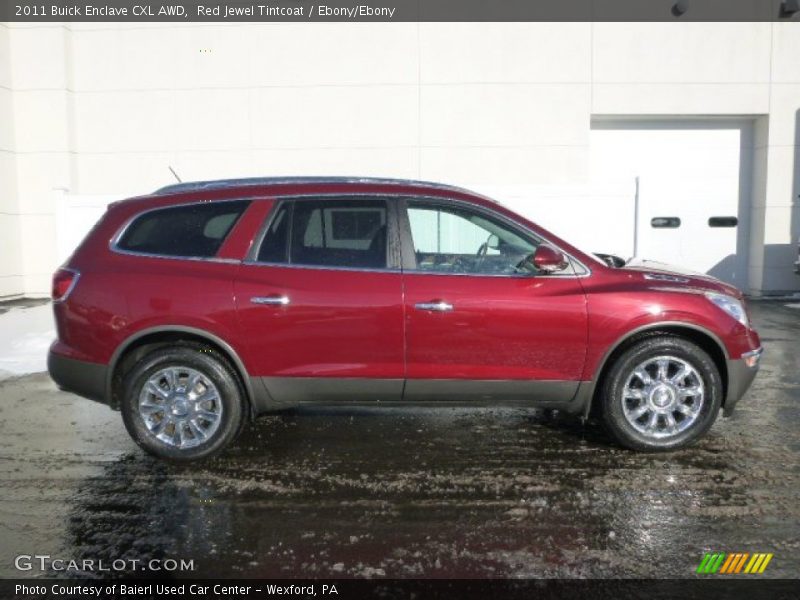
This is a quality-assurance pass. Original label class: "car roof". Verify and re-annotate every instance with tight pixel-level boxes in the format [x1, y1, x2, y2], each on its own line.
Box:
[153, 176, 481, 198]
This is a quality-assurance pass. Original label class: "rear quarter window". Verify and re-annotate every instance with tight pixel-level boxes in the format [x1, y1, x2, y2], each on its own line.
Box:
[116, 200, 250, 258]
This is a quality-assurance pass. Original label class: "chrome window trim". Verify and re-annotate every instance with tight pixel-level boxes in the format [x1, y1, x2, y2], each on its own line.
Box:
[248, 193, 592, 279]
[241, 260, 402, 275]
[109, 197, 253, 264]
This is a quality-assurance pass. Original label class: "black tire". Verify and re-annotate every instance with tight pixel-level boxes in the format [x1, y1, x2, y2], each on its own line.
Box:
[600, 335, 723, 452]
[121, 344, 245, 462]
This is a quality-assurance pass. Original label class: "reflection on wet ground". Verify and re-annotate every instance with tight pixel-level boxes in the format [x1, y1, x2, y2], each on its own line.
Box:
[0, 302, 798, 578]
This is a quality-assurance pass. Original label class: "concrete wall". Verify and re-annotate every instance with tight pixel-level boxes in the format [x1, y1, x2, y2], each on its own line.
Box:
[1, 22, 798, 296]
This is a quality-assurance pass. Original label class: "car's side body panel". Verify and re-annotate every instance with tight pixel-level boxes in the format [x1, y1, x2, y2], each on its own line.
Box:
[47, 177, 762, 425]
[402, 272, 588, 382]
[234, 264, 405, 401]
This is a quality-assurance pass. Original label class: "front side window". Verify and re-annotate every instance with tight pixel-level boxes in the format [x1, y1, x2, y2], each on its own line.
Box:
[258, 199, 389, 269]
[407, 203, 538, 275]
[117, 200, 249, 258]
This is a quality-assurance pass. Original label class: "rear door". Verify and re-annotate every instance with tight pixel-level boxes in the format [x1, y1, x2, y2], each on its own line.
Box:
[399, 198, 589, 404]
[234, 197, 404, 404]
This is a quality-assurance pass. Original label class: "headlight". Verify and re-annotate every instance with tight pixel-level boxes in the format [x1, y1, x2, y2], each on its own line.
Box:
[705, 292, 748, 327]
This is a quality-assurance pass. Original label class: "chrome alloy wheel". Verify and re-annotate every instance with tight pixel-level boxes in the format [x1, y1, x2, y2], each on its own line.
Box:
[621, 355, 705, 439]
[138, 366, 223, 449]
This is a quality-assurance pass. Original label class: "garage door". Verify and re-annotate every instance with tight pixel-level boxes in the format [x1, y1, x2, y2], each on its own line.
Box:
[590, 119, 752, 287]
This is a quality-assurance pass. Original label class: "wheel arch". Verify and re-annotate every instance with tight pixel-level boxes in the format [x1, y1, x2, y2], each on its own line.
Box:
[107, 326, 256, 416]
[584, 322, 729, 419]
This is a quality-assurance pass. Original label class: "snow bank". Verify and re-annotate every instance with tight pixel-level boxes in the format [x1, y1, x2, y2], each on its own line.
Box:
[0, 303, 55, 380]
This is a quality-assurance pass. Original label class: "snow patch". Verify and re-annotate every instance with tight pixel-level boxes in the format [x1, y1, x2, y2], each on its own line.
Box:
[0, 303, 55, 380]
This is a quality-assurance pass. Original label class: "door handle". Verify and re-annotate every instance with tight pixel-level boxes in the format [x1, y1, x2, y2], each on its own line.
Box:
[414, 300, 453, 312]
[251, 295, 290, 306]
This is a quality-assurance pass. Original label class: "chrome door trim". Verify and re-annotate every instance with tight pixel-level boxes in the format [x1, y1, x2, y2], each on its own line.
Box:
[414, 301, 454, 312]
[251, 295, 290, 306]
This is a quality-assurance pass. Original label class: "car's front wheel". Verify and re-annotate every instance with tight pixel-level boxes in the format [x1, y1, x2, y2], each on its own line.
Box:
[601, 335, 723, 451]
[121, 345, 245, 461]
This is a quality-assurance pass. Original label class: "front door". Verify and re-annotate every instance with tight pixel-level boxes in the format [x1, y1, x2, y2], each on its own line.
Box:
[400, 199, 588, 404]
[234, 197, 404, 404]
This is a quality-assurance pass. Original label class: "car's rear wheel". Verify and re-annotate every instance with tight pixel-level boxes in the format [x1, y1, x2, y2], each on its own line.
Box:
[121, 345, 245, 462]
[601, 335, 722, 451]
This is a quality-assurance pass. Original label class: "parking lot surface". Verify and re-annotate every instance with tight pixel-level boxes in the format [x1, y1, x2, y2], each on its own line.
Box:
[0, 301, 798, 578]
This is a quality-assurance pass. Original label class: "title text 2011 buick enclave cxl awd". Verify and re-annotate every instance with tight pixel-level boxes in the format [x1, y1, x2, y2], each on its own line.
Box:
[48, 177, 762, 461]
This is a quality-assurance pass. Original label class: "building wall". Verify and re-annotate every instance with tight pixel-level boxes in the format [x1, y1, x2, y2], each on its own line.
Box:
[0, 23, 22, 298]
[1, 22, 798, 297]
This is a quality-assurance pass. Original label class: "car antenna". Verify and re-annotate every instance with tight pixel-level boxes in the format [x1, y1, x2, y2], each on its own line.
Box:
[168, 165, 182, 183]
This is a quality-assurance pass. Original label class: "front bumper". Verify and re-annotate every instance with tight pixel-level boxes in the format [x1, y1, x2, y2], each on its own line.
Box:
[723, 347, 763, 416]
[48, 350, 110, 407]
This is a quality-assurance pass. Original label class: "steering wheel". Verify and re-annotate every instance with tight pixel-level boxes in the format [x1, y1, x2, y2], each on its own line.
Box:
[475, 235, 492, 271]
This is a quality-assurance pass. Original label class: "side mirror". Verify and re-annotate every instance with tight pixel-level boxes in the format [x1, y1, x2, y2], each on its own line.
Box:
[531, 245, 569, 273]
[487, 234, 500, 250]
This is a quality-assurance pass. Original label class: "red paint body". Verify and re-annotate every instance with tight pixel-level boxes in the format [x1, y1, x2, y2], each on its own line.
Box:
[49, 179, 761, 413]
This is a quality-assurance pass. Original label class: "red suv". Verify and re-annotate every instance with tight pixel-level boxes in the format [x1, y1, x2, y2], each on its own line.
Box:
[48, 177, 762, 461]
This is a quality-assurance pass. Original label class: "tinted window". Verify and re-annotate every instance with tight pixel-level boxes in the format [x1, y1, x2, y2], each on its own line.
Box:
[118, 201, 249, 258]
[257, 204, 290, 263]
[260, 199, 388, 269]
[407, 203, 537, 275]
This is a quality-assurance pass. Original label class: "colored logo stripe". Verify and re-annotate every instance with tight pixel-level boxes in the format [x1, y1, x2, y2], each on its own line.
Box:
[698, 552, 773, 574]
[697, 553, 726, 573]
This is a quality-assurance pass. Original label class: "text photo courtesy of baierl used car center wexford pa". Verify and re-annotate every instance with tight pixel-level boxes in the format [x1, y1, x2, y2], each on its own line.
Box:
[0, 1, 799, 598]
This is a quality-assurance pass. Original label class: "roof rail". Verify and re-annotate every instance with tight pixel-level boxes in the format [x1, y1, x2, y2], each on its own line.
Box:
[153, 176, 478, 197]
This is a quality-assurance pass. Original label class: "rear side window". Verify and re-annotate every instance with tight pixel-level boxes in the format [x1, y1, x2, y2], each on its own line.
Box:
[117, 201, 249, 258]
[257, 199, 388, 269]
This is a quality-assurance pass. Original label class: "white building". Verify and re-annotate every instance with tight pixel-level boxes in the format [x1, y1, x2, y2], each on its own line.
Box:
[1, 22, 798, 297]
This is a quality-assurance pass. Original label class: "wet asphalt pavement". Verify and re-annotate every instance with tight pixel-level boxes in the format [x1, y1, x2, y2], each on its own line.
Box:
[0, 301, 798, 580]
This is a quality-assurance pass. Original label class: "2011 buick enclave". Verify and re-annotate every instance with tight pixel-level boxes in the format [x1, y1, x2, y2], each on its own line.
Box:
[48, 177, 762, 461]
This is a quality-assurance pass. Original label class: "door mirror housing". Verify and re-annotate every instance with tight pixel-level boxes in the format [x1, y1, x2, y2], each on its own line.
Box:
[530, 245, 569, 273]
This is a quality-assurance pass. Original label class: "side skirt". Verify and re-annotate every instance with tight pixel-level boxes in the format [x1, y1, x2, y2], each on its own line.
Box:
[256, 377, 593, 416]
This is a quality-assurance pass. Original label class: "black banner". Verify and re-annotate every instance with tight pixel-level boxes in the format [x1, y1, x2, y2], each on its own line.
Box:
[2, 0, 800, 22]
[2, 579, 799, 600]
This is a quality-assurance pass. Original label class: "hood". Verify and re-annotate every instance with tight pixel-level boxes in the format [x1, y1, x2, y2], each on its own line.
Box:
[620, 258, 744, 298]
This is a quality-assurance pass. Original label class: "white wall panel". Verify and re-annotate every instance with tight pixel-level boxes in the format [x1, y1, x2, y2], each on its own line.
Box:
[772, 23, 800, 84]
[420, 146, 587, 185]
[765, 84, 800, 147]
[7, 26, 68, 90]
[73, 91, 178, 152]
[592, 83, 770, 115]
[593, 23, 771, 83]
[0, 88, 15, 152]
[0, 25, 12, 89]
[1, 22, 799, 296]
[248, 85, 418, 149]
[420, 23, 590, 83]
[12, 90, 70, 152]
[248, 148, 419, 179]
[420, 84, 589, 147]
[247, 24, 418, 86]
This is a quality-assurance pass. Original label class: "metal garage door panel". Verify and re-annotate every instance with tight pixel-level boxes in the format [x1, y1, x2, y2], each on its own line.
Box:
[590, 121, 750, 287]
